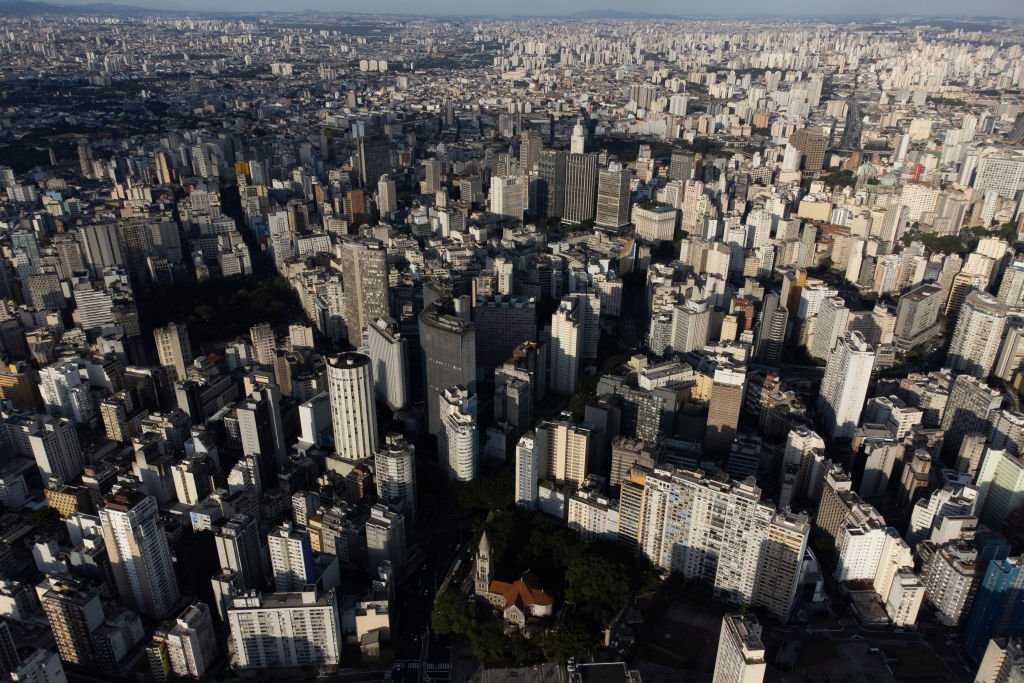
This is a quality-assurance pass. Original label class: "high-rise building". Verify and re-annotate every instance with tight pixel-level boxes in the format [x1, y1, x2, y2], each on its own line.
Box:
[100, 491, 180, 619]
[671, 298, 710, 354]
[514, 432, 540, 509]
[29, 416, 84, 486]
[519, 130, 541, 175]
[339, 237, 390, 348]
[438, 386, 479, 482]
[705, 366, 747, 456]
[249, 322, 275, 367]
[965, 557, 1024, 661]
[975, 449, 1024, 532]
[357, 136, 390, 189]
[535, 420, 591, 488]
[948, 290, 1010, 379]
[374, 433, 417, 521]
[894, 283, 945, 350]
[268, 523, 316, 592]
[365, 503, 406, 571]
[213, 514, 264, 590]
[377, 175, 397, 218]
[789, 127, 827, 176]
[818, 331, 874, 439]
[562, 153, 597, 226]
[419, 297, 476, 435]
[752, 511, 810, 621]
[535, 150, 567, 218]
[365, 316, 409, 411]
[595, 165, 631, 229]
[941, 374, 1002, 459]
[669, 150, 695, 182]
[811, 296, 850, 361]
[326, 352, 378, 462]
[550, 297, 583, 395]
[570, 120, 586, 154]
[713, 614, 766, 683]
[489, 175, 525, 224]
[164, 602, 217, 679]
[473, 296, 537, 371]
[154, 323, 192, 382]
[38, 573, 104, 667]
[975, 638, 1024, 682]
[227, 589, 341, 669]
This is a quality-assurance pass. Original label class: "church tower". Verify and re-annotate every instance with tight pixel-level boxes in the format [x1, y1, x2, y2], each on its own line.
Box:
[474, 531, 493, 595]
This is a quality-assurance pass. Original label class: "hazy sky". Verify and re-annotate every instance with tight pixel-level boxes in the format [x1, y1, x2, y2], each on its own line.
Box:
[54, 0, 1024, 18]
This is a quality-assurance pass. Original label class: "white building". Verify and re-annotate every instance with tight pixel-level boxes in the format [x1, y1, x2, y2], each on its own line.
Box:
[818, 331, 874, 439]
[947, 290, 1009, 379]
[514, 433, 540, 510]
[268, 523, 315, 592]
[165, 602, 217, 679]
[550, 297, 582, 394]
[438, 386, 479, 482]
[227, 589, 341, 669]
[326, 352, 378, 461]
[713, 614, 766, 683]
[364, 317, 409, 411]
[374, 433, 417, 520]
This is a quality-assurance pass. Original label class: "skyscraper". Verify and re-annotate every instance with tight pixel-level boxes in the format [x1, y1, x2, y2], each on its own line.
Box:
[964, 556, 1024, 661]
[562, 153, 597, 226]
[339, 237, 390, 348]
[669, 149, 695, 181]
[365, 316, 410, 411]
[154, 323, 192, 381]
[326, 352, 378, 462]
[419, 297, 476, 435]
[267, 523, 316, 592]
[789, 127, 827, 176]
[38, 573, 104, 667]
[705, 366, 747, 456]
[374, 433, 417, 521]
[595, 164, 631, 229]
[975, 449, 1024, 531]
[249, 322, 276, 367]
[100, 491, 180, 619]
[227, 589, 341, 669]
[213, 514, 265, 590]
[550, 296, 583, 395]
[536, 150, 567, 218]
[713, 614, 766, 683]
[570, 120, 586, 154]
[488, 175, 525, 224]
[818, 331, 874, 439]
[377, 175, 397, 218]
[514, 432, 540, 509]
[438, 386, 479, 482]
[941, 374, 1002, 459]
[357, 135, 390, 189]
[811, 296, 850, 361]
[535, 420, 591, 488]
[947, 290, 1010, 379]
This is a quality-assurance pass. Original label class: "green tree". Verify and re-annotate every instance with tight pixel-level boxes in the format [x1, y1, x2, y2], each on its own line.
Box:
[432, 591, 474, 635]
[540, 621, 596, 661]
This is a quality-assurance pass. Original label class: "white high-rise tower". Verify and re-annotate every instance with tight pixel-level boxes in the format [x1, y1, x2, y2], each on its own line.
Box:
[326, 352, 378, 461]
[818, 331, 875, 439]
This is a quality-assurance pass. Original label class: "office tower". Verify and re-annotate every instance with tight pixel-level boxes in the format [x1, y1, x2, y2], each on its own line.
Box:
[345, 189, 366, 225]
[339, 237, 390, 347]
[965, 557, 1024, 661]
[248, 322, 275, 367]
[438, 386, 479, 482]
[237, 382, 286, 487]
[165, 602, 217, 679]
[535, 420, 591, 488]
[810, 297, 849, 361]
[669, 150, 695, 182]
[374, 433, 417, 521]
[488, 175, 525, 223]
[550, 296, 583, 395]
[37, 362, 96, 426]
[570, 120, 586, 154]
[377, 175, 397, 218]
[420, 297, 476, 435]
[213, 514, 264, 590]
[365, 316, 409, 411]
[29, 416, 84, 486]
[326, 352, 378, 462]
[789, 127, 827, 175]
[998, 261, 1024, 308]
[705, 366, 747, 457]
[595, 165, 631, 229]
[818, 332, 874, 439]
[975, 449, 1024, 531]
[268, 523, 315, 592]
[227, 589, 341, 669]
[100, 491, 179, 619]
[941, 374, 1002, 458]
[514, 433, 540, 509]
[536, 150, 567, 218]
[948, 291, 1010, 379]
[421, 158, 442, 194]
[356, 135, 390, 189]
[713, 614, 766, 683]
[519, 130, 541, 175]
[562, 153, 597, 225]
[670, 298, 710, 354]
[154, 323, 192, 381]
[365, 503, 406, 571]
[894, 283, 945, 350]
[474, 296, 537, 372]
[38, 574, 104, 667]
[973, 156, 1024, 200]
[997, 322, 1024, 383]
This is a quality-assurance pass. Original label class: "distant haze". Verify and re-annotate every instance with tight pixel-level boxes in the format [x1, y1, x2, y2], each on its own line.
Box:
[48, 0, 1024, 19]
